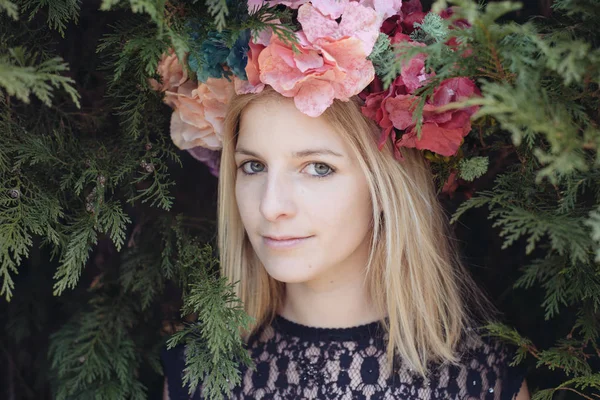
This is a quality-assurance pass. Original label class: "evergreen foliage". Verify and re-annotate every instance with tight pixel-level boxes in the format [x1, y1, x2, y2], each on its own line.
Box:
[165, 226, 252, 399]
[387, 0, 600, 397]
[1, 0, 599, 399]
[0, 46, 80, 107]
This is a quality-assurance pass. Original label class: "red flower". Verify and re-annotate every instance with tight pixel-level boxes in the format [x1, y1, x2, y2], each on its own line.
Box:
[440, 6, 473, 57]
[362, 76, 480, 157]
[441, 170, 459, 197]
[394, 77, 480, 156]
[361, 75, 411, 149]
[379, 0, 426, 37]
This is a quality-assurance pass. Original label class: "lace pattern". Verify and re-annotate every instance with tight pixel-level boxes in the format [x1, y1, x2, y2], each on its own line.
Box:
[164, 315, 526, 400]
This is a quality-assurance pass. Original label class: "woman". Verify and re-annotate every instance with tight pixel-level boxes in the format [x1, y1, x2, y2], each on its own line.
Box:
[162, 86, 530, 399]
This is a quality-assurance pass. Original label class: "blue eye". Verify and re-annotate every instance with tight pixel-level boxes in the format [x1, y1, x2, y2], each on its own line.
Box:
[241, 161, 265, 174]
[305, 163, 333, 177]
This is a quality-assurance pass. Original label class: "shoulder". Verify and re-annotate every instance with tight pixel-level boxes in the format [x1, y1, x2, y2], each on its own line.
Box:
[161, 344, 196, 400]
[441, 332, 528, 400]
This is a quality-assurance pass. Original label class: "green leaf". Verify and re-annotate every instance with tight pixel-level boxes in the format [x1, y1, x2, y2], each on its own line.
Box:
[21, 0, 80, 37]
[52, 214, 98, 296]
[458, 157, 489, 181]
[0, 47, 80, 108]
[0, 0, 18, 20]
[206, 0, 229, 31]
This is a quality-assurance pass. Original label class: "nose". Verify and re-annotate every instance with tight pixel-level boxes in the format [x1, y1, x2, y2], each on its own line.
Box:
[259, 170, 297, 222]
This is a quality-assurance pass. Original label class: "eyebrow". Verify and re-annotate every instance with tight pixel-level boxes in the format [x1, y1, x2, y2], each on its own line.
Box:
[235, 148, 344, 158]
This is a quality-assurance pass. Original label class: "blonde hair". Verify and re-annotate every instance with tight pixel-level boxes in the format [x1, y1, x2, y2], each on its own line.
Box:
[218, 87, 495, 376]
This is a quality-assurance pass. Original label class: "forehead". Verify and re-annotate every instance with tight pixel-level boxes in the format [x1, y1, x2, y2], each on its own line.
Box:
[236, 98, 348, 153]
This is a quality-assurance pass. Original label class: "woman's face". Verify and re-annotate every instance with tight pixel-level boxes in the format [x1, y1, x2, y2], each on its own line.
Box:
[235, 99, 373, 286]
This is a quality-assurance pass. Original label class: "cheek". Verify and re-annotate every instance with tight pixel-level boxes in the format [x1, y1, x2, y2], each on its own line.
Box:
[235, 178, 258, 228]
[311, 177, 372, 239]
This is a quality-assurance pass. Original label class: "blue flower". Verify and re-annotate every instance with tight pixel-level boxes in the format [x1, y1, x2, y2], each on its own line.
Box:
[189, 31, 231, 82]
[187, 27, 251, 82]
[226, 30, 250, 80]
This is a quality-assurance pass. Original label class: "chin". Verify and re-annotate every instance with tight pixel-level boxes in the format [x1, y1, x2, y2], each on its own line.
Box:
[261, 261, 322, 284]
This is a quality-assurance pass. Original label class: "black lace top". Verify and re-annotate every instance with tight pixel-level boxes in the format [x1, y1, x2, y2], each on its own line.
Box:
[162, 315, 526, 399]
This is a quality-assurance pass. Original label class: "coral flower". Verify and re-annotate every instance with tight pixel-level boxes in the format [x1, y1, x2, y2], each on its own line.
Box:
[168, 77, 235, 151]
[236, 40, 265, 94]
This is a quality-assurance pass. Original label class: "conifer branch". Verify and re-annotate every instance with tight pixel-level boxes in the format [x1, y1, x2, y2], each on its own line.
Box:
[245, 5, 298, 49]
[206, 0, 229, 31]
[0, 0, 18, 20]
[166, 220, 253, 400]
[100, 0, 166, 30]
[49, 291, 149, 400]
[52, 213, 98, 296]
[458, 157, 489, 181]
[0, 47, 80, 108]
[20, 0, 80, 37]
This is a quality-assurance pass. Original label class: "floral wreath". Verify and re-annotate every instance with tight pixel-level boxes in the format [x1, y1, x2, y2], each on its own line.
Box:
[149, 0, 479, 190]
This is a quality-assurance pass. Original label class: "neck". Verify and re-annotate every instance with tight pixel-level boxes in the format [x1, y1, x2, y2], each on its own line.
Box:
[278, 263, 383, 328]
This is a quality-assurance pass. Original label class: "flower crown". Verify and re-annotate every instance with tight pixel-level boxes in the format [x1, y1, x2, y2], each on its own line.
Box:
[149, 0, 479, 177]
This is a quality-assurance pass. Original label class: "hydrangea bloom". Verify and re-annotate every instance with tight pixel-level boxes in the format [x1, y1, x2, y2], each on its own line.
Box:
[256, 2, 382, 116]
[392, 77, 480, 156]
[167, 77, 235, 151]
[188, 31, 231, 82]
[188, 30, 253, 83]
[364, 76, 479, 157]
[226, 30, 251, 79]
[259, 34, 375, 117]
[238, 40, 265, 94]
[361, 3, 481, 158]
[148, 50, 188, 107]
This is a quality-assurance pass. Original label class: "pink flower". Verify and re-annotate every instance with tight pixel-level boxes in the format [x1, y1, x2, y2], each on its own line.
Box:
[401, 0, 422, 15]
[401, 10, 426, 34]
[310, 0, 349, 18]
[149, 50, 188, 107]
[234, 76, 264, 94]
[431, 77, 480, 109]
[359, 0, 402, 19]
[362, 90, 394, 148]
[379, 0, 425, 37]
[249, 0, 402, 20]
[381, 15, 403, 37]
[168, 77, 235, 151]
[299, 2, 382, 55]
[257, 2, 380, 117]
[259, 33, 375, 117]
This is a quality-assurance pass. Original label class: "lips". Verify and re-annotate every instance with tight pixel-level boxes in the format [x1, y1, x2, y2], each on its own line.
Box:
[264, 235, 310, 241]
[262, 235, 314, 249]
